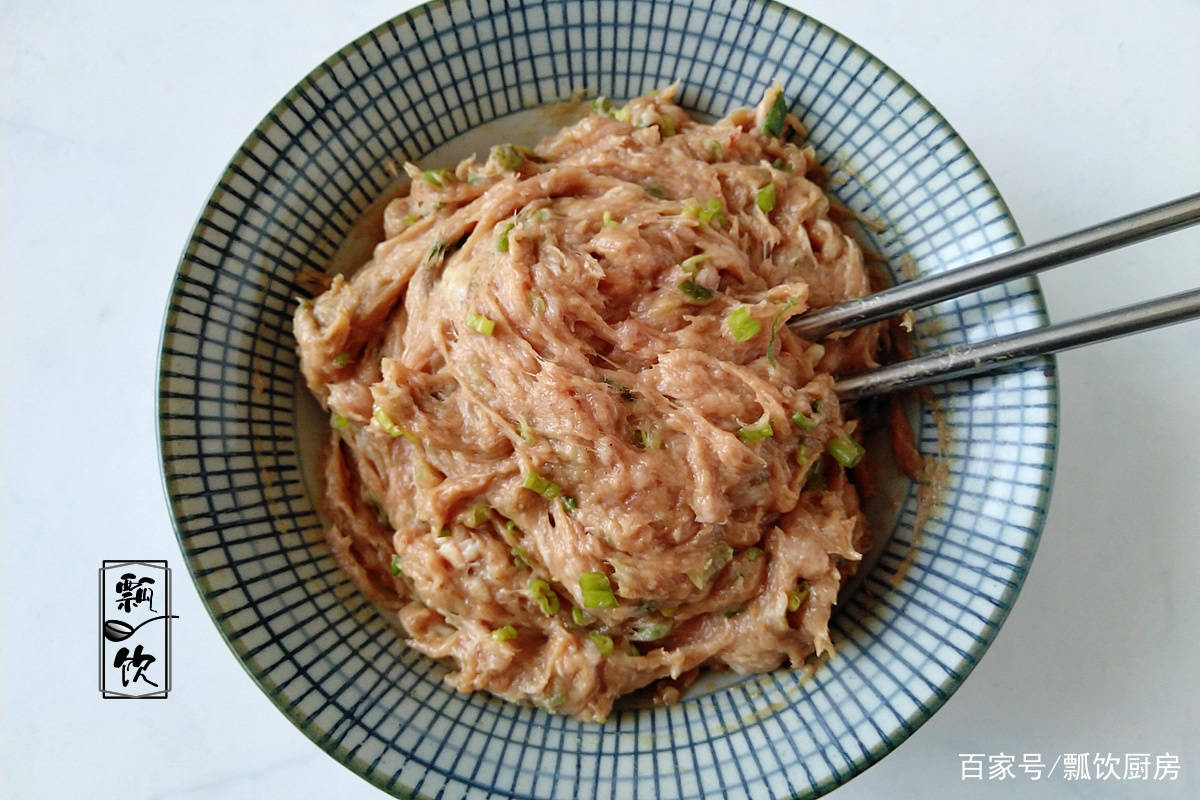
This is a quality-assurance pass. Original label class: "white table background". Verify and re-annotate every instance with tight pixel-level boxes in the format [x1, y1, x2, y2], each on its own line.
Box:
[2, 1, 1197, 797]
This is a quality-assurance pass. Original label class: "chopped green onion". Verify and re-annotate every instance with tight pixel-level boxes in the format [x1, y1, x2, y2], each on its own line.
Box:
[737, 414, 774, 443]
[756, 181, 776, 213]
[635, 427, 662, 450]
[466, 312, 496, 336]
[529, 578, 560, 616]
[511, 546, 530, 569]
[767, 297, 800, 367]
[389, 553, 403, 576]
[560, 495, 578, 513]
[592, 96, 616, 117]
[627, 643, 640, 656]
[602, 210, 619, 229]
[791, 401, 823, 430]
[571, 606, 589, 626]
[522, 471, 562, 500]
[787, 582, 811, 612]
[436, 525, 451, 538]
[795, 443, 810, 468]
[763, 92, 788, 137]
[687, 543, 734, 589]
[497, 222, 515, 252]
[332, 351, 352, 368]
[330, 413, 349, 429]
[678, 279, 715, 303]
[465, 504, 489, 527]
[659, 113, 675, 138]
[373, 405, 419, 443]
[491, 624, 518, 642]
[631, 618, 673, 642]
[489, 143, 526, 171]
[726, 307, 761, 342]
[579, 571, 618, 609]
[706, 139, 724, 160]
[697, 197, 726, 227]
[744, 547, 763, 562]
[503, 519, 519, 542]
[587, 631, 614, 656]
[772, 157, 792, 172]
[422, 168, 452, 187]
[400, 212, 423, 225]
[644, 183, 667, 198]
[660, 607, 676, 618]
[828, 434, 865, 468]
[427, 240, 446, 262]
[517, 417, 535, 443]
[680, 253, 711, 274]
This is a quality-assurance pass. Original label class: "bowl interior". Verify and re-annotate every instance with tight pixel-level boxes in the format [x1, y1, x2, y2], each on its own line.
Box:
[158, 2, 1057, 798]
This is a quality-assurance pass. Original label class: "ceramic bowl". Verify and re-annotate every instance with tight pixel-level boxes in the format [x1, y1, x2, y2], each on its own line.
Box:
[158, 1, 1057, 797]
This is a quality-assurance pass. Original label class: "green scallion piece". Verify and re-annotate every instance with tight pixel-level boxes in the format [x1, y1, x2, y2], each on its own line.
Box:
[332, 351, 352, 368]
[422, 168, 452, 187]
[678, 279, 715, 303]
[680, 253, 711, 274]
[465, 504, 489, 528]
[571, 606, 589, 626]
[737, 416, 774, 443]
[706, 139, 724, 161]
[767, 296, 800, 367]
[787, 582, 811, 612]
[436, 525, 451, 538]
[763, 92, 788, 137]
[772, 157, 792, 172]
[635, 427, 662, 450]
[592, 96, 616, 117]
[389, 553, 403, 576]
[491, 624, 518, 642]
[503, 519, 519, 541]
[756, 181, 776, 213]
[744, 547, 763, 562]
[466, 312, 496, 336]
[791, 403, 822, 430]
[602, 210, 619, 229]
[579, 571, 618, 609]
[698, 197, 726, 227]
[497, 222, 515, 252]
[587, 631, 614, 656]
[529, 578, 560, 616]
[644, 183, 667, 198]
[560, 495, 578, 513]
[659, 113, 675, 138]
[795, 443, 810, 468]
[687, 543, 734, 589]
[828, 434, 866, 468]
[489, 143, 526, 171]
[511, 546, 530, 569]
[631, 618, 673, 642]
[522, 471, 562, 500]
[726, 307, 761, 342]
[330, 413, 349, 429]
[373, 405, 418, 443]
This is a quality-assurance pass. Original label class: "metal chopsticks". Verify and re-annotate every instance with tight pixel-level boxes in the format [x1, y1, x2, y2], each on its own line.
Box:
[784, 193, 1200, 399]
[833, 287, 1200, 400]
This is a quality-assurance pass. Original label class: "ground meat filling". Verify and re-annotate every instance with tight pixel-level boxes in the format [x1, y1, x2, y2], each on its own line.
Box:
[294, 85, 883, 722]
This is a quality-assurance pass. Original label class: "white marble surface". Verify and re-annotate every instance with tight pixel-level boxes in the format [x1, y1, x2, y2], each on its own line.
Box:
[2, 1, 1197, 797]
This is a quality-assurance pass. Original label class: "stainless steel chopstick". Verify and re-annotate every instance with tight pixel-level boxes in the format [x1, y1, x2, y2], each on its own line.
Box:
[789, 192, 1200, 340]
[833, 287, 1200, 400]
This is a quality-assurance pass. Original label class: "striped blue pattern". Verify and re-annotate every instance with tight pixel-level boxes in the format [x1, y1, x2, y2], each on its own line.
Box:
[157, 1, 1057, 798]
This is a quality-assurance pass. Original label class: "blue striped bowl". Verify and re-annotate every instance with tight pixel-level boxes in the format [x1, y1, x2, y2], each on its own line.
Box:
[158, 1, 1057, 797]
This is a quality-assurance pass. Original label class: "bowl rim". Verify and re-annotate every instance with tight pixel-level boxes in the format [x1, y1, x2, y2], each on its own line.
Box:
[157, 1, 1060, 797]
